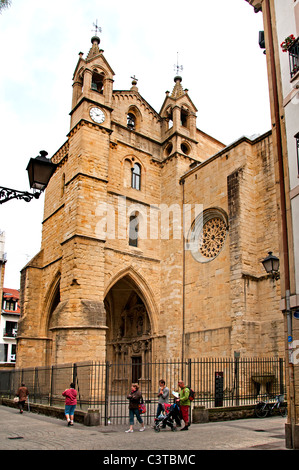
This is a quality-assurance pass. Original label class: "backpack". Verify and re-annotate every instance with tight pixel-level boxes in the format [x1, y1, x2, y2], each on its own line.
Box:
[187, 386, 195, 401]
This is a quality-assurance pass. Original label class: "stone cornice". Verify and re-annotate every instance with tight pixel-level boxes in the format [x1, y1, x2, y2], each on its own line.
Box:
[68, 118, 113, 138]
[69, 96, 113, 116]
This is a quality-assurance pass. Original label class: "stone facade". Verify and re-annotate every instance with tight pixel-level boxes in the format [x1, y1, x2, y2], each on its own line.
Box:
[17, 35, 284, 369]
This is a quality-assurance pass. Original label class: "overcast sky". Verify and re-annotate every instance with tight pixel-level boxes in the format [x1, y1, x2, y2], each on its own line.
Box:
[0, 0, 270, 290]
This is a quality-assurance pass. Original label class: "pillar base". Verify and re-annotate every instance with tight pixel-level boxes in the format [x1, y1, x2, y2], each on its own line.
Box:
[285, 423, 299, 449]
[84, 409, 101, 426]
[192, 406, 209, 423]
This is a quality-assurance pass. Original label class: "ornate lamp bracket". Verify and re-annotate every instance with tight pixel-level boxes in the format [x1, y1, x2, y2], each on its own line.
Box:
[0, 186, 41, 204]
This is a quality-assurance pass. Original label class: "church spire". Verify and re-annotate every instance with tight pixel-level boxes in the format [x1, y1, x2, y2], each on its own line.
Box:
[171, 75, 184, 98]
[86, 20, 103, 61]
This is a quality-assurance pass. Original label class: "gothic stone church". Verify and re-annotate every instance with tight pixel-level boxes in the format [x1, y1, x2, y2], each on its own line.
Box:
[17, 35, 284, 369]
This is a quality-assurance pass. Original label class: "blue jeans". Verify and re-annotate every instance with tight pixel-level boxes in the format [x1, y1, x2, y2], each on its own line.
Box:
[129, 408, 143, 425]
[156, 403, 164, 418]
[65, 405, 76, 416]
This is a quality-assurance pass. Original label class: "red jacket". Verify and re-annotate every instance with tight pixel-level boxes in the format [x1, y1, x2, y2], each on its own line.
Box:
[17, 386, 29, 402]
[62, 388, 77, 405]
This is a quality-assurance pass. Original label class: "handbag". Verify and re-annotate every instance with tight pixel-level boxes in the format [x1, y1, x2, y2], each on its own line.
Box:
[138, 397, 146, 414]
[13, 396, 19, 403]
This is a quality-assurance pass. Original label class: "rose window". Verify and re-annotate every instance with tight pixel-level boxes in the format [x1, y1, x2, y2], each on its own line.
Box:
[187, 209, 228, 263]
[198, 217, 227, 259]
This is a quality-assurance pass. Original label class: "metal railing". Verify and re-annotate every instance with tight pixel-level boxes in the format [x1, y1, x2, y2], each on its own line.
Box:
[0, 357, 285, 425]
[3, 329, 17, 338]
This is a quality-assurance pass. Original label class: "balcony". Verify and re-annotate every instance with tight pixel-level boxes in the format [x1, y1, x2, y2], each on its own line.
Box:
[3, 328, 17, 338]
[289, 37, 299, 78]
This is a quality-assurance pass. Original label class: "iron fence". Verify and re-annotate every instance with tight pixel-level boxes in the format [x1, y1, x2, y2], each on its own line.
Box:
[0, 357, 285, 425]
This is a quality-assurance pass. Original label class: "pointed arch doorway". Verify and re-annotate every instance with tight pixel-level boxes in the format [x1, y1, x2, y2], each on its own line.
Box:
[104, 274, 152, 387]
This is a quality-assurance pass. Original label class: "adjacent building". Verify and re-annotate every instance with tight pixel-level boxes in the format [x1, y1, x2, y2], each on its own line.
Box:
[0, 287, 20, 364]
[246, 0, 299, 449]
[0, 231, 19, 366]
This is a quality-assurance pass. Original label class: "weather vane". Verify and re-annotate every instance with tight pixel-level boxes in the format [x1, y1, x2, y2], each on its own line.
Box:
[174, 52, 183, 76]
[92, 20, 102, 36]
[131, 75, 138, 82]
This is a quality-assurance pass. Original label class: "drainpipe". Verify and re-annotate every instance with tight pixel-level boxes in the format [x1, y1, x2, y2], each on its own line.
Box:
[264, 0, 295, 447]
[181, 178, 186, 363]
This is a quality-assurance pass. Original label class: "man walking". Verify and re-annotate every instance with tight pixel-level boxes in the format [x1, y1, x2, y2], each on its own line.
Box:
[156, 379, 169, 418]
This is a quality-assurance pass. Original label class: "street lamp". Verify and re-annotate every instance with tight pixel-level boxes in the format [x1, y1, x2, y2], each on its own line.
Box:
[0, 150, 56, 204]
[262, 251, 280, 280]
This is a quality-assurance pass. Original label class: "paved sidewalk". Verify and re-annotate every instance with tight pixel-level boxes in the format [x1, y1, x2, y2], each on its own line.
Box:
[0, 404, 289, 453]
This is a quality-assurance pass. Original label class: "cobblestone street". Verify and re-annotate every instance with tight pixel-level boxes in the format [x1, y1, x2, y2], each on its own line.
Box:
[0, 404, 289, 454]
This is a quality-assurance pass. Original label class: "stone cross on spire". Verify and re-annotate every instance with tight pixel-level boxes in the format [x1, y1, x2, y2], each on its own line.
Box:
[130, 75, 138, 91]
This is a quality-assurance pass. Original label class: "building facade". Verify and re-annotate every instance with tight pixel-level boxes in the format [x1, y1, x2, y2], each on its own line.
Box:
[0, 230, 19, 366]
[0, 231, 5, 311]
[0, 287, 20, 364]
[17, 34, 284, 374]
[246, 0, 299, 449]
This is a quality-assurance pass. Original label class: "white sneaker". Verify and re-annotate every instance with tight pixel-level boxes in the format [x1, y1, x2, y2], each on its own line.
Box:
[140, 426, 145, 431]
[125, 429, 133, 433]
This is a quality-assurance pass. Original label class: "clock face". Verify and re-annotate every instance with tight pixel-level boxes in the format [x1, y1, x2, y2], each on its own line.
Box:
[89, 107, 105, 123]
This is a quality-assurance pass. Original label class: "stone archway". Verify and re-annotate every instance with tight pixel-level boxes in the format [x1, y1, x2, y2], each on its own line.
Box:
[44, 278, 61, 366]
[104, 275, 152, 386]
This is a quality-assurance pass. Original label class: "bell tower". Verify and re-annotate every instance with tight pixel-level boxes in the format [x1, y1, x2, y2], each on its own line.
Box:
[39, 31, 116, 366]
[160, 71, 198, 160]
[70, 32, 114, 131]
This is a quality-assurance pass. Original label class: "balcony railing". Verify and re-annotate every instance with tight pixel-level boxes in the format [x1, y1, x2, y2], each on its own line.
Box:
[3, 329, 17, 338]
[289, 37, 299, 78]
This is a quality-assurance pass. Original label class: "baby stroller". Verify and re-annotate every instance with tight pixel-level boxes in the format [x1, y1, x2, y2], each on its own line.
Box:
[153, 401, 181, 432]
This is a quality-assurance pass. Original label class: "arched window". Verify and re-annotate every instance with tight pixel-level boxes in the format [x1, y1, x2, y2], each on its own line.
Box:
[181, 108, 189, 127]
[132, 163, 141, 190]
[61, 173, 65, 197]
[167, 108, 173, 129]
[129, 213, 139, 247]
[91, 71, 104, 93]
[124, 159, 132, 188]
[127, 113, 136, 130]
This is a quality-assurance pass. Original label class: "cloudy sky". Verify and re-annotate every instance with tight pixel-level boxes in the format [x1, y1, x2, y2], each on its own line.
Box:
[0, 0, 270, 289]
